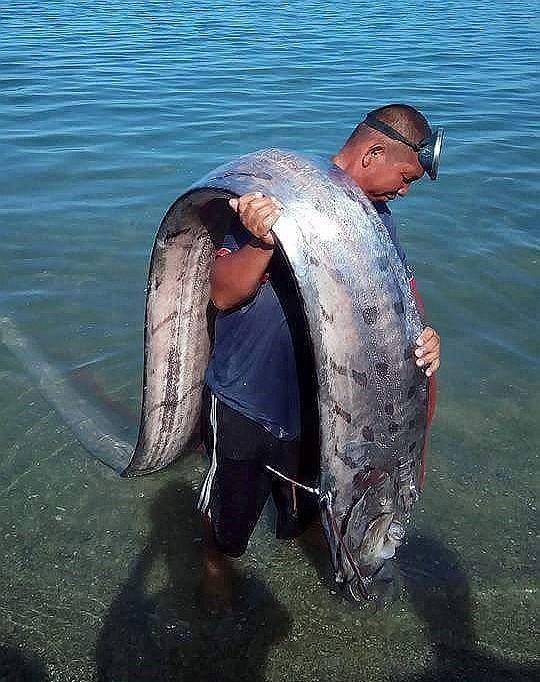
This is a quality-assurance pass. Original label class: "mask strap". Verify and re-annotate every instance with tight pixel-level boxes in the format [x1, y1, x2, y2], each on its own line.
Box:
[363, 115, 421, 152]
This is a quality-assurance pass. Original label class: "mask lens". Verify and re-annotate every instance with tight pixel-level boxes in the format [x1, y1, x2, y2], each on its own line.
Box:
[419, 128, 445, 180]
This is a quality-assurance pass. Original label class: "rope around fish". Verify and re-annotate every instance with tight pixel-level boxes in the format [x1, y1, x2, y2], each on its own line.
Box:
[265, 464, 374, 601]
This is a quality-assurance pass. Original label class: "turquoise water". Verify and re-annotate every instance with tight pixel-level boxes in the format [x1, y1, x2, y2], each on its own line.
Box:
[1, 1, 538, 679]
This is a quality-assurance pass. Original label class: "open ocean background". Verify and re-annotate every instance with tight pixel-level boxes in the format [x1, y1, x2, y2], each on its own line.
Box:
[0, 1, 538, 680]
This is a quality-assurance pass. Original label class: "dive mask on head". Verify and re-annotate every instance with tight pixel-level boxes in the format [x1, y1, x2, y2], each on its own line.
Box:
[363, 114, 445, 180]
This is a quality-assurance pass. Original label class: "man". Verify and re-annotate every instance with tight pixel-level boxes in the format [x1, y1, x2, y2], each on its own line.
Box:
[199, 104, 442, 601]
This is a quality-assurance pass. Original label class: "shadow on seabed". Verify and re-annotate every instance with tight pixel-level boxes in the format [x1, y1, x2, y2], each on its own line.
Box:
[297, 521, 538, 681]
[94, 476, 538, 682]
[394, 533, 538, 682]
[94, 480, 291, 682]
[0, 644, 49, 682]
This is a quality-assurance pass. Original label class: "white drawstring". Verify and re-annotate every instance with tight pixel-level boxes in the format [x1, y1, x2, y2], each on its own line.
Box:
[197, 393, 218, 513]
[264, 464, 320, 496]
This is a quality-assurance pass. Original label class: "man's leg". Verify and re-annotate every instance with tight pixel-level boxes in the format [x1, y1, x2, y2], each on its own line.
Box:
[199, 510, 234, 611]
[197, 390, 234, 609]
[210, 457, 271, 557]
[200, 457, 272, 609]
[197, 391, 272, 606]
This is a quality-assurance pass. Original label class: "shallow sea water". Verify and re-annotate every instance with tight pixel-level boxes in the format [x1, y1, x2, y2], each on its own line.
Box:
[0, 1, 538, 680]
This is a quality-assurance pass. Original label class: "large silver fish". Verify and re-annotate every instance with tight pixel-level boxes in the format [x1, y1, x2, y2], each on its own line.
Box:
[1, 148, 432, 600]
[125, 148, 432, 599]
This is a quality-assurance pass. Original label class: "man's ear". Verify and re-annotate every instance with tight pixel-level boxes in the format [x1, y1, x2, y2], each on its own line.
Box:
[362, 143, 385, 169]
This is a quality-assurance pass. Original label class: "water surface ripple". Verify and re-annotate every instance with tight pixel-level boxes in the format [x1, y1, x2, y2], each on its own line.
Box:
[0, 1, 538, 680]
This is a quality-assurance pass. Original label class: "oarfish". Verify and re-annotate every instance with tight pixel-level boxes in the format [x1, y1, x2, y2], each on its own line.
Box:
[0, 149, 433, 599]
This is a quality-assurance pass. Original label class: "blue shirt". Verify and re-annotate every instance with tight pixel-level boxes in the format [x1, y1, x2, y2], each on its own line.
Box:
[205, 201, 409, 440]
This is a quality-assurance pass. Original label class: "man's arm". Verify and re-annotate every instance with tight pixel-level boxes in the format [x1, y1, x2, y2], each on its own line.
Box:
[210, 192, 282, 311]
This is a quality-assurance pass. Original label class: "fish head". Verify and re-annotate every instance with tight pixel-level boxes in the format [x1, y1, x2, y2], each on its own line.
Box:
[358, 514, 405, 573]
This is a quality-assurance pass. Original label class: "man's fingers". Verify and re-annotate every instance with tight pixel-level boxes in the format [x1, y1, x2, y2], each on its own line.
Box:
[238, 192, 266, 210]
[418, 350, 439, 365]
[262, 214, 278, 229]
[228, 192, 261, 214]
[415, 337, 439, 357]
[242, 200, 276, 218]
[245, 198, 279, 217]
[242, 206, 278, 232]
[240, 198, 276, 223]
[258, 205, 280, 221]
[228, 192, 283, 240]
[229, 194, 275, 245]
[416, 327, 436, 345]
[425, 358, 440, 377]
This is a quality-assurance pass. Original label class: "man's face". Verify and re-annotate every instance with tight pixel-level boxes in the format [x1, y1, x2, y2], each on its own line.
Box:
[362, 150, 425, 203]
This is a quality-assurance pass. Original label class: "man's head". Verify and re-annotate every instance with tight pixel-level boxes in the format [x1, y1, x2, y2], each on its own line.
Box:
[333, 104, 439, 202]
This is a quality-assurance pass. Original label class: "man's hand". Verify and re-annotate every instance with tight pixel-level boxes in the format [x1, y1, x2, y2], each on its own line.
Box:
[415, 327, 440, 377]
[229, 192, 282, 247]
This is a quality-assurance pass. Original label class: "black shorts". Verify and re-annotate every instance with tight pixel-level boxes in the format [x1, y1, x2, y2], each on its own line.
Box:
[197, 389, 302, 557]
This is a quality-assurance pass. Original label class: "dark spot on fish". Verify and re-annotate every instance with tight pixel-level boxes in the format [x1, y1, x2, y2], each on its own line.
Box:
[407, 385, 417, 399]
[336, 446, 356, 468]
[362, 306, 379, 326]
[147, 399, 179, 417]
[151, 311, 178, 335]
[320, 305, 333, 323]
[309, 255, 320, 266]
[351, 369, 368, 388]
[388, 421, 400, 434]
[329, 358, 347, 376]
[404, 345, 414, 360]
[393, 300, 405, 315]
[163, 229, 176, 241]
[334, 403, 352, 423]
[341, 185, 360, 203]
[375, 362, 388, 376]
[408, 419, 416, 430]
[154, 278, 161, 290]
[409, 441, 417, 452]
[362, 426, 374, 442]
[377, 256, 389, 271]
[384, 403, 394, 416]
